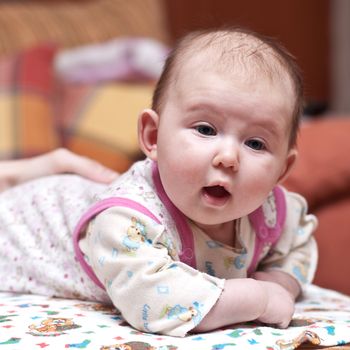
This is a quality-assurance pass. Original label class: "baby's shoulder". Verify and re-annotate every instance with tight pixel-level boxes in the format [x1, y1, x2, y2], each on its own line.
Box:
[96, 159, 154, 200]
[282, 187, 310, 214]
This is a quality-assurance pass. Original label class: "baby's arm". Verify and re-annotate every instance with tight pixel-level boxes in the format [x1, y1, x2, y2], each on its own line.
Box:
[196, 190, 318, 332]
[194, 276, 294, 332]
[81, 206, 225, 337]
[250, 270, 300, 299]
[82, 205, 296, 336]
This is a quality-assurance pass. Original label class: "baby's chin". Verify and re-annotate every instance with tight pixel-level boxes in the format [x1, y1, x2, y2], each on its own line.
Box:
[188, 214, 237, 229]
[185, 203, 252, 229]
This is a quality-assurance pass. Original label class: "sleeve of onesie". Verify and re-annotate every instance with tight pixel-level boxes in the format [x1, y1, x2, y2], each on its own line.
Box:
[256, 190, 318, 289]
[80, 205, 224, 337]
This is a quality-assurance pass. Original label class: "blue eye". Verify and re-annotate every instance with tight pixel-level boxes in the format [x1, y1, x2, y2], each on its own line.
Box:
[245, 139, 266, 151]
[195, 125, 216, 136]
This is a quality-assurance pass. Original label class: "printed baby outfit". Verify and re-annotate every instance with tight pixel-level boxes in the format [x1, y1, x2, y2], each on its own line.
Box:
[75, 158, 318, 336]
[0, 174, 110, 303]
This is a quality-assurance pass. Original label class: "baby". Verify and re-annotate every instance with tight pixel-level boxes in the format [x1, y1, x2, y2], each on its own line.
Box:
[0, 27, 317, 337]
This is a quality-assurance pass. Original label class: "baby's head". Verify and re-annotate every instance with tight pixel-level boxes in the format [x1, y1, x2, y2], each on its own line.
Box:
[138, 27, 303, 228]
[152, 27, 303, 148]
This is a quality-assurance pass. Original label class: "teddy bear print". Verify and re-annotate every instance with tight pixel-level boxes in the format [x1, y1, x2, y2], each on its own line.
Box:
[100, 342, 177, 350]
[161, 302, 202, 325]
[28, 317, 80, 336]
[122, 217, 151, 253]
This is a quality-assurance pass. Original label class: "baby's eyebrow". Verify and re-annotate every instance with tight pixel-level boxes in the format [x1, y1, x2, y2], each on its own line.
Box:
[186, 102, 214, 111]
[254, 119, 286, 139]
[185, 101, 223, 117]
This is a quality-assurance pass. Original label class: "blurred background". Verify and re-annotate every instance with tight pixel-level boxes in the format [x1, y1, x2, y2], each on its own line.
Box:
[166, 0, 350, 116]
[0, 0, 348, 115]
[166, 0, 333, 115]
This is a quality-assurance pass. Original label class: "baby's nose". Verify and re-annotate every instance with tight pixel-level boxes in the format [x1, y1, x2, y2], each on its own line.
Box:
[213, 145, 239, 171]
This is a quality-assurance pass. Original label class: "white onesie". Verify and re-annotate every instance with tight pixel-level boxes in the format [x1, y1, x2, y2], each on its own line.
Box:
[75, 158, 318, 336]
[0, 158, 318, 337]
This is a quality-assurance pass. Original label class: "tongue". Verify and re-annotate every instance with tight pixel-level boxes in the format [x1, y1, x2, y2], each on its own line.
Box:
[205, 186, 229, 198]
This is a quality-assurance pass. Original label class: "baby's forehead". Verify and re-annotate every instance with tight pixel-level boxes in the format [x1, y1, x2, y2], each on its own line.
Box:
[176, 31, 290, 85]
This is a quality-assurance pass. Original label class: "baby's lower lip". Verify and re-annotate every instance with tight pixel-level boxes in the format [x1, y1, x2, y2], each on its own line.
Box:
[202, 186, 231, 206]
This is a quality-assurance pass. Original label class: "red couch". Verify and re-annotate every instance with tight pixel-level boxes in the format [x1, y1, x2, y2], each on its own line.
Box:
[284, 117, 350, 296]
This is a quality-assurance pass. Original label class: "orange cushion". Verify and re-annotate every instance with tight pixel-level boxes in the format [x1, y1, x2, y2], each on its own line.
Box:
[313, 197, 350, 296]
[283, 117, 350, 209]
[58, 82, 153, 173]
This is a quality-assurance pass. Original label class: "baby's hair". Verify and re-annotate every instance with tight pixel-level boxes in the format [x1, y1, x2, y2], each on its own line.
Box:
[152, 26, 303, 148]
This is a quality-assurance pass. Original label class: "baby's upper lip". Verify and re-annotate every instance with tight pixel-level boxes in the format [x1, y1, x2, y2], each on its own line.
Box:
[204, 181, 232, 194]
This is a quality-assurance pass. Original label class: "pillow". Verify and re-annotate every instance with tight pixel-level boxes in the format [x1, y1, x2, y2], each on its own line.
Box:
[58, 82, 154, 173]
[54, 37, 169, 84]
[0, 45, 60, 159]
[283, 117, 350, 209]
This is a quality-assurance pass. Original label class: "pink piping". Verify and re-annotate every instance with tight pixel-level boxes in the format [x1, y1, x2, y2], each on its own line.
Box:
[151, 162, 197, 268]
[247, 186, 286, 275]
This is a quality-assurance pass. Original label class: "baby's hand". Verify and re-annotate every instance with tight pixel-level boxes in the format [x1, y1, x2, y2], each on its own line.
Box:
[257, 280, 294, 328]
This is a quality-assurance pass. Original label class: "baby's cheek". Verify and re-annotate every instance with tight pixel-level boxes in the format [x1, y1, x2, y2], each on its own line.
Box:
[181, 167, 205, 187]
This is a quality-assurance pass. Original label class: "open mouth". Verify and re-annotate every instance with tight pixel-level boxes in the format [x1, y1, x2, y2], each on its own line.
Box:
[202, 185, 231, 206]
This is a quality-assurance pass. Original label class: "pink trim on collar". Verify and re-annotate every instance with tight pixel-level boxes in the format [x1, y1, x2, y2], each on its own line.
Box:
[247, 186, 286, 275]
[151, 161, 197, 269]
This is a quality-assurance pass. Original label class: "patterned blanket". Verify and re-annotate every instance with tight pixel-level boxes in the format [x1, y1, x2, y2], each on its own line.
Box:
[0, 284, 349, 350]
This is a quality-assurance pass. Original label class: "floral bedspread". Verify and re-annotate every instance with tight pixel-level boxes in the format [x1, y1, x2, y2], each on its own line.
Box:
[0, 284, 350, 350]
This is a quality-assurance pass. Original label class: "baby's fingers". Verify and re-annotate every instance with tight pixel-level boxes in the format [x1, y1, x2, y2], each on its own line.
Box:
[46, 148, 119, 183]
[276, 318, 292, 329]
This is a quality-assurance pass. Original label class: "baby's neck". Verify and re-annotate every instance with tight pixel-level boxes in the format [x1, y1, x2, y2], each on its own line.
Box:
[195, 220, 236, 247]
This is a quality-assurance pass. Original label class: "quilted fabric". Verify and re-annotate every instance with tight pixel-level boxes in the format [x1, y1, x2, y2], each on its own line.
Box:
[0, 45, 59, 159]
[58, 82, 153, 172]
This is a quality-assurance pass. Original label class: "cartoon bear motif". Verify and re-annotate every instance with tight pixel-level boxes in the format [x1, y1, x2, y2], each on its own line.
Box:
[28, 317, 80, 336]
[122, 217, 151, 253]
[74, 302, 117, 314]
[161, 302, 202, 325]
[101, 342, 152, 350]
[276, 330, 321, 349]
[100, 342, 177, 350]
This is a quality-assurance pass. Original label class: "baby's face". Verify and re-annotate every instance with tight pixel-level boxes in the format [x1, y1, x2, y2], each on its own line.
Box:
[154, 56, 296, 228]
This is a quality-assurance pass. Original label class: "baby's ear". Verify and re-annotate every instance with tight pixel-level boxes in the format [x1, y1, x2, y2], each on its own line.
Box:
[278, 148, 298, 183]
[138, 109, 159, 160]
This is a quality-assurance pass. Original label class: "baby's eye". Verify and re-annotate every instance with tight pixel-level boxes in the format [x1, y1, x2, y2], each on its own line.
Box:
[245, 139, 266, 151]
[195, 124, 216, 136]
